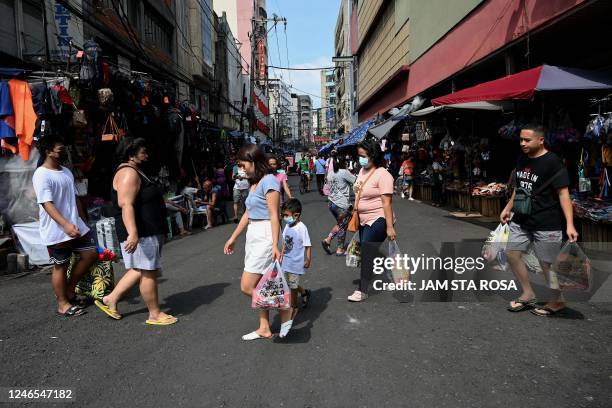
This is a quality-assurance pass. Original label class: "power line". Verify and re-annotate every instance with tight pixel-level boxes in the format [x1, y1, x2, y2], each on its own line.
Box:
[268, 65, 337, 71]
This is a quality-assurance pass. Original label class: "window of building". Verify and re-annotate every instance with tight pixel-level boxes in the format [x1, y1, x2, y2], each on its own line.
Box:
[22, 0, 45, 58]
[143, 5, 173, 55]
[0, 0, 18, 56]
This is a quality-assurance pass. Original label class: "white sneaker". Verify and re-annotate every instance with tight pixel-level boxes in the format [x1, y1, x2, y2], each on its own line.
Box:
[408, 197, 414, 201]
[347, 290, 368, 302]
[401, 192, 405, 199]
[279, 320, 293, 338]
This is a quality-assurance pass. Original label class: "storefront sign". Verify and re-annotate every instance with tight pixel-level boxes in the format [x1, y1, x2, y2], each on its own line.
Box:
[46, 1, 83, 62]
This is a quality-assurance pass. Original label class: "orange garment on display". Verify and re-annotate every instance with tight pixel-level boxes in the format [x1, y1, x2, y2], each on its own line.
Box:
[8, 79, 37, 160]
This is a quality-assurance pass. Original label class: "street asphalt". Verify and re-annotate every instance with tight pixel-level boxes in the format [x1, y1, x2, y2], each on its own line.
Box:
[1, 176, 611, 408]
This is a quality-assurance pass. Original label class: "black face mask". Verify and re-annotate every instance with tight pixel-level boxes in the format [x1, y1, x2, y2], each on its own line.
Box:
[57, 150, 69, 163]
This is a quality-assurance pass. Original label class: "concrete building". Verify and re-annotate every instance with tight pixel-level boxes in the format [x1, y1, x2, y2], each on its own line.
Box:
[297, 95, 313, 144]
[216, 11, 250, 131]
[333, 0, 356, 133]
[268, 79, 293, 144]
[319, 68, 337, 140]
[343, 0, 610, 122]
[0, 0, 218, 120]
[214, 0, 270, 140]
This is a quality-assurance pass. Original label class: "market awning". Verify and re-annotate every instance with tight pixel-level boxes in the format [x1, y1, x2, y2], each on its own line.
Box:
[432, 65, 612, 106]
[336, 119, 376, 149]
[318, 140, 340, 155]
[368, 105, 411, 139]
[410, 101, 513, 116]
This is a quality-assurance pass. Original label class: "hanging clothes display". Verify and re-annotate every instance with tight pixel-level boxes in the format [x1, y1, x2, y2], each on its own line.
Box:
[6, 79, 37, 160]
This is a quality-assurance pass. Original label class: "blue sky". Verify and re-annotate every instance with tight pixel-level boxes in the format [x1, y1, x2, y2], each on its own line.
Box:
[266, 0, 341, 108]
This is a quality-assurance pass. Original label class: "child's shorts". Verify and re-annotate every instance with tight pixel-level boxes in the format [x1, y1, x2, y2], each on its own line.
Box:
[285, 272, 301, 289]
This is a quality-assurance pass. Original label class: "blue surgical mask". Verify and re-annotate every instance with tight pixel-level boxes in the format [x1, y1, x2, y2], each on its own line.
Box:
[358, 156, 369, 167]
[283, 216, 295, 224]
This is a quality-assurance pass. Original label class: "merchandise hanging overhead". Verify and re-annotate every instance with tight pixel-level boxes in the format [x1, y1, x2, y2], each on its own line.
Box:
[432, 65, 612, 106]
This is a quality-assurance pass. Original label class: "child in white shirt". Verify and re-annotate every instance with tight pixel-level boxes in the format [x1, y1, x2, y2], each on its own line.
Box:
[279, 198, 312, 338]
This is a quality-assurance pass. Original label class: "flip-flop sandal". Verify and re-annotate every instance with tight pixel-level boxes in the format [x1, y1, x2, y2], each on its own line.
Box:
[507, 298, 537, 312]
[279, 320, 293, 338]
[321, 240, 332, 255]
[94, 300, 122, 320]
[58, 305, 86, 317]
[301, 289, 312, 309]
[145, 315, 178, 325]
[530, 306, 567, 317]
[242, 331, 273, 341]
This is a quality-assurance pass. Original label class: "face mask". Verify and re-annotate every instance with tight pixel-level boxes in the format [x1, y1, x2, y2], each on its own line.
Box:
[358, 156, 369, 167]
[278, 169, 286, 174]
[57, 150, 69, 163]
[283, 216, 295, 224]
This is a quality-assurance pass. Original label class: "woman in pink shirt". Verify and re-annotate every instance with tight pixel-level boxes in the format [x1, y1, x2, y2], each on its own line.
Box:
[348, 139, 396, 302]
[267, 155, 292, 204]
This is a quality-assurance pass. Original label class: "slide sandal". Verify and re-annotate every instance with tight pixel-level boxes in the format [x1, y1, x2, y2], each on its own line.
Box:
[94, 300, 122, 320]
[58, 305, 86, 318]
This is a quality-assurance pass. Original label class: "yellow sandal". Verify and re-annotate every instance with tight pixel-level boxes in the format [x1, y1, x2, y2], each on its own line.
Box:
[94, 300, 122, 320]
[145, 315, 178, 325]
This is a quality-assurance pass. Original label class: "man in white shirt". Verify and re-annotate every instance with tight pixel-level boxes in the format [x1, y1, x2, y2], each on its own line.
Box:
[32, 136, 97, 317]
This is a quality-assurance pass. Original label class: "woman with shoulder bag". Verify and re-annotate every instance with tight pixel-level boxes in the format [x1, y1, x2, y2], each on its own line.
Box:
[347, 139, 396, 302]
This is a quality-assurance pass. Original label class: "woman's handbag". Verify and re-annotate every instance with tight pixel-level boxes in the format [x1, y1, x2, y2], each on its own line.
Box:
[72, 103, 88, 128]
[347, 169, 377, 233]
[101, 113, 121, 142]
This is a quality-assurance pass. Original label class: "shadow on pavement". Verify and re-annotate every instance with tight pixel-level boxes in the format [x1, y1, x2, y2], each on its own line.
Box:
[121, 282, 230, 318]
[273, 287, 333, 344]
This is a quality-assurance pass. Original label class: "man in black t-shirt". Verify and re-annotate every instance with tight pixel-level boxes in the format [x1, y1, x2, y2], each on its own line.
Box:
[500, 124, 578, 317]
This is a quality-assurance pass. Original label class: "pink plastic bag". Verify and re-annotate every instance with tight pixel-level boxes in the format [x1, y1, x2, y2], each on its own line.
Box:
[251, 261, 292, 309]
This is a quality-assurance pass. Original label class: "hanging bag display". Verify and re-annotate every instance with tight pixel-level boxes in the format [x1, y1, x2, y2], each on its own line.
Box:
[97, 88, 114, 108]
[101, 113, 121, 142]
[512, 168, 565, 216]
[578, 149, 591, 193]
[347, 169, 377, 233]
[72, 103, 88, 128]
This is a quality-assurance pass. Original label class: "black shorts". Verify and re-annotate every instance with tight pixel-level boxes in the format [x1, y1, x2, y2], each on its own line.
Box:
[47, 232, 97, 265]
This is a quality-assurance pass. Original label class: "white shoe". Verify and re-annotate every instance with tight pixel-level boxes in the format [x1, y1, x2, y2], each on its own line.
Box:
[242, 331, 272, 341]
[279, 320, 293, 338]
[401, 192, 405, 199]
[408, 197, 414, 201]
[347, 290, 368, 302]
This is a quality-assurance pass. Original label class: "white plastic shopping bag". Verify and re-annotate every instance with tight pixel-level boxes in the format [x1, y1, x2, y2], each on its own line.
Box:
[482, 223, 510, 263]
[251, 261, 292, 309]
[388, 240, 409, 284]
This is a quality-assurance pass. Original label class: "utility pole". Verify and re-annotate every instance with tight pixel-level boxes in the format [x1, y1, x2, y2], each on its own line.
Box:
[249, 6, 287, 143]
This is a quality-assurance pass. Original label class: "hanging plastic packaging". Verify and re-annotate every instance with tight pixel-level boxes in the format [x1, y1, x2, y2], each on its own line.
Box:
[345, 235, 361, 268]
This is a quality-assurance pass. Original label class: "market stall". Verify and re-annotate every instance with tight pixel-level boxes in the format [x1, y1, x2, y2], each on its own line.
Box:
[429, 64, 612, 237]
